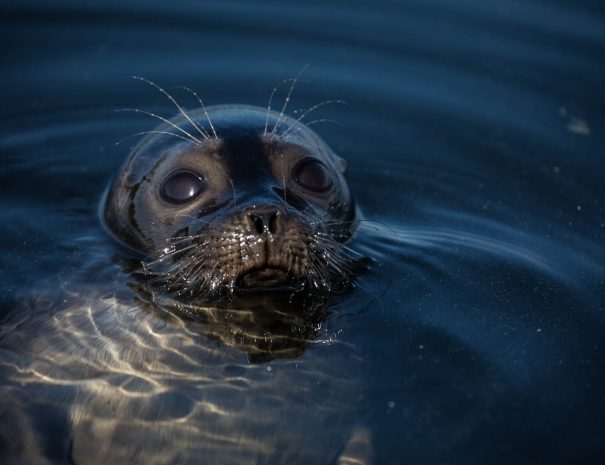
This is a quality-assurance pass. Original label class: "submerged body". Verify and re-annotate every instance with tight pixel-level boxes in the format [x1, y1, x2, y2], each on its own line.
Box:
[0, 255, 366, 465]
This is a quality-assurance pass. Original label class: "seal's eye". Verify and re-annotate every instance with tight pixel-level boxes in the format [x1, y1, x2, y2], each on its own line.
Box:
[161, 171, 206, 204]
[293, 159, 333, 192]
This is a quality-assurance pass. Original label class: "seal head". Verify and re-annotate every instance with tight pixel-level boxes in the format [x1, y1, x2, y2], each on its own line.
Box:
[103, 105, 358, 303]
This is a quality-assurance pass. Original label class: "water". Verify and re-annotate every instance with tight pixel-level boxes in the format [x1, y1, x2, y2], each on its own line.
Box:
[1, 0, 604, 463]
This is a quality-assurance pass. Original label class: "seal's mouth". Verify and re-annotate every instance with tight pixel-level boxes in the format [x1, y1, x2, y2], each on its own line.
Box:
[236, 267, 301, 294]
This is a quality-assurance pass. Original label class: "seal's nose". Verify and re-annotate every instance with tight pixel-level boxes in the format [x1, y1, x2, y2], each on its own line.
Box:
[247, 207, 279, 235]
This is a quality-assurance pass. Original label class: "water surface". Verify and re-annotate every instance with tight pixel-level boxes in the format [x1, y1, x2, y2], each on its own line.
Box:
[1, 0, 604, 464]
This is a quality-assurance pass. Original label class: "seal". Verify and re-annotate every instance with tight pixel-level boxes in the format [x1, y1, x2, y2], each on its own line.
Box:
[0, 93, 373, 465]
[102, 103, 360, 305]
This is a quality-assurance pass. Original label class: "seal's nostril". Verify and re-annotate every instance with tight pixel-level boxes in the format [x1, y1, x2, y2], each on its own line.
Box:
[253, 216, 264, 234]
[248, 210, 279, 235]
[268, 212, 278, 234]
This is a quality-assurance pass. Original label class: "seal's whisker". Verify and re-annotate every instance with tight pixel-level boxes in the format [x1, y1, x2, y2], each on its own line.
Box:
[307, 234, 355, 289]
[171, 225, 218, 239]
[158, 212, 224, 228]
[144, 243, 201, 267]
[308, 218, 353, 227]
[312, 234, 365, 265]
[270, 64, 309, 139]
[314, 242, 355, 267]
[130, 76, 210, 142]
[282, 119, 343, 141]
[309, 255, 337, 291]
[314, 231, 361, 252]
[264, 82, 280, 136]
[319, 217, 399, 240]
[353, 279, 387, 317]
[115, 130, 199, 147]
[227, 176, 238, 209]
[176, 86, 219, 141]
[264, 78, 295, 136]
[282, 99, 347, 137]
[306, 118, 344, 128]
[177, 259, 221, 297]
[116, 108, 204, 146]
[309, 217, 354, 224]
[165, 234, 215, 247]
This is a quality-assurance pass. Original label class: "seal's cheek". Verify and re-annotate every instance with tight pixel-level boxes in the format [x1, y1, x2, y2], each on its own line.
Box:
[130, 186, 189, 248]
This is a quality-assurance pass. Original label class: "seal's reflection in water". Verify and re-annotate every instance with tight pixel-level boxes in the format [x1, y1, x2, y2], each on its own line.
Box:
[0, 253, 369, 465]
[132, 264, 333, 363]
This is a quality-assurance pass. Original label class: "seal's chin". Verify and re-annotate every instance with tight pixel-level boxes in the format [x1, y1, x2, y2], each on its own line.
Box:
[236, 267, 302, 294]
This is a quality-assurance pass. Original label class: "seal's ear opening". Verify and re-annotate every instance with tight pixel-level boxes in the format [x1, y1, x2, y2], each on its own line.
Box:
[335, 156, 348, 174]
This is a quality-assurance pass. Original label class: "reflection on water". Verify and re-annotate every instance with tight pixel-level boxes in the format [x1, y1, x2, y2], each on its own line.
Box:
[1, 0, 604, 463]
[0, 247, 366, 464]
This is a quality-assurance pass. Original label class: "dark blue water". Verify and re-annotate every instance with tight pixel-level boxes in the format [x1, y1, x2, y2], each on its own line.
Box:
[1, 1, 604, 464]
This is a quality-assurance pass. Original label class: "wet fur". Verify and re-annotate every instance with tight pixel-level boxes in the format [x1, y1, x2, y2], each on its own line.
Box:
[143, 211, 361, 304]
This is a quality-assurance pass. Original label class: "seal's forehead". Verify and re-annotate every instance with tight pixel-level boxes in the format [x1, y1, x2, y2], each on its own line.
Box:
[202, 105, 328, 150]
[119, 105, 334, 186]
